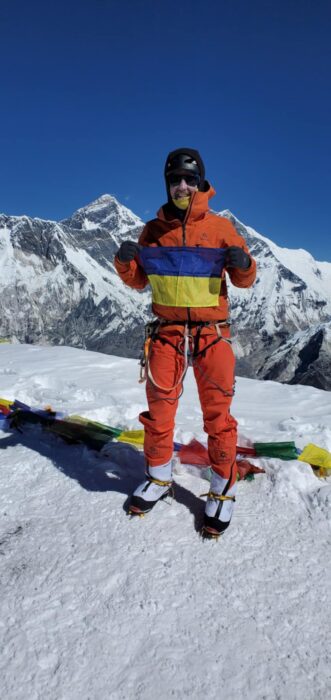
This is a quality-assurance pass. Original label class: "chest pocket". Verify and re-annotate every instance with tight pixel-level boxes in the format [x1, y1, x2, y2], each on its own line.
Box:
[139, 246, 226, 308]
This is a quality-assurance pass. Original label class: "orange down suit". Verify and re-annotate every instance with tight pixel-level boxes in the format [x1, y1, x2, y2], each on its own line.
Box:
[115, 184, 256, 484]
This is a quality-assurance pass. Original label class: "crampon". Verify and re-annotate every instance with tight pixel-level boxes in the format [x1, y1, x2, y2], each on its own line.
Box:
[200, 525, 223, 540]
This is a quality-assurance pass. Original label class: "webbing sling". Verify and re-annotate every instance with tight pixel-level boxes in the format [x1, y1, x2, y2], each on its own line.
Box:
[139, 320, 231, 391]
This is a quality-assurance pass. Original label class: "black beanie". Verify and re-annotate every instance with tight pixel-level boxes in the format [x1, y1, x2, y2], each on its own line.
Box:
[164, 148, 206, 196]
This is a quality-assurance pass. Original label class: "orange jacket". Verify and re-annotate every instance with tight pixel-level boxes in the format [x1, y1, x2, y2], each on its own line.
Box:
[114, 184, 256, 323]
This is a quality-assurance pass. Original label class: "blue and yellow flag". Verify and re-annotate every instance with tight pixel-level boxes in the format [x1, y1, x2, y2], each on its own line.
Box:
[139, 246, 226, 308]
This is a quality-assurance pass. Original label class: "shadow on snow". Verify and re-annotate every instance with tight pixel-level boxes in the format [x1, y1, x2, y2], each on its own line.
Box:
[0, 426, 204, 529]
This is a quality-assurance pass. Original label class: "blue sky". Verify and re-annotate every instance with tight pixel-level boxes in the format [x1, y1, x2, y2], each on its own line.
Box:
[1, 0, 331, 261]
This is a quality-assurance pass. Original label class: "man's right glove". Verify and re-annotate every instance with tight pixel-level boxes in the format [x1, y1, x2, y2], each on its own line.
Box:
[116, 240, 140, 263]
[225, 246, 251, 270]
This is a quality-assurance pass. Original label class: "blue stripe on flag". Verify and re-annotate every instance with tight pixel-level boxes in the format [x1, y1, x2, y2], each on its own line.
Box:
[138, 247, 226, 278]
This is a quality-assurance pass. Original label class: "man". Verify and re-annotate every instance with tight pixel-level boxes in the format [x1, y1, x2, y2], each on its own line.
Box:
[115, 148, 256, 538]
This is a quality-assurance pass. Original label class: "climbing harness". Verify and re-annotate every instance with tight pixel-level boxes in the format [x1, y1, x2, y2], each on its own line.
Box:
[139, 321, 191, 391]
[139, 319, 233, 394]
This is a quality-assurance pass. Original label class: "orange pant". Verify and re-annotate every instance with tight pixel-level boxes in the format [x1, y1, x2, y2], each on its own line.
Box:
[139, 326, 237, 486]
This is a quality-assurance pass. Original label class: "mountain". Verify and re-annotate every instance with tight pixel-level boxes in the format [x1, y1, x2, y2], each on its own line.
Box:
[261, 321, 331, 390]
[219, 211, 331, 387]
[0, 196, 150, 358]
[0, 196, 330, 389]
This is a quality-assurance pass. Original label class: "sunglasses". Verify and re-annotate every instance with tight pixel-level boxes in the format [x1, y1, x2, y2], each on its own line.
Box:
[168, 173, 200, 187]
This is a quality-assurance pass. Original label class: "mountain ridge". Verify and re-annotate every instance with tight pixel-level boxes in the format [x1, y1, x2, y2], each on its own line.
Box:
[0, 195, 330, 389]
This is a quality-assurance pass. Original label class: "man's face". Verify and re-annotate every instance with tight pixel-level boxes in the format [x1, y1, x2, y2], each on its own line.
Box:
[168, 173, 200, 203]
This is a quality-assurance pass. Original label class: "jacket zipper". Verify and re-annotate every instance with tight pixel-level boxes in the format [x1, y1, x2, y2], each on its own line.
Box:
[182, 222, 191, 323]
[182, 221, 186, 246]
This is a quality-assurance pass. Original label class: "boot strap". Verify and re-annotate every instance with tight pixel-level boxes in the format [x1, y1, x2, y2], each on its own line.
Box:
[200, 491, 236, 501]
[146, 473, 172, 487]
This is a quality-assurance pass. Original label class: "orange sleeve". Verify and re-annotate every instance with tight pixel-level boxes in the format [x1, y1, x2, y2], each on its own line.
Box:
[220, 219, 257, 288]
[114, 224, 149, 290]
[114, 255, 149, 290]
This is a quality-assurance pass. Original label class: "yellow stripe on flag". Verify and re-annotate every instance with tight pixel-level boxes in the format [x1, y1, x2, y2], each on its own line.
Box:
[148, 274, 222, 307]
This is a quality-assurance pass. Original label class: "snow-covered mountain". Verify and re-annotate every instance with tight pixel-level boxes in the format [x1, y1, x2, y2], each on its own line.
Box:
[0, 196, 150, 357]
[0, 196, 330, 389]
[219, 211, 331, 389]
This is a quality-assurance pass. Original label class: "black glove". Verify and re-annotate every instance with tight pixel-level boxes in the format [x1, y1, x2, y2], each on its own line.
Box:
[116, 240, 140, 263]
[225, 246, 251, 270]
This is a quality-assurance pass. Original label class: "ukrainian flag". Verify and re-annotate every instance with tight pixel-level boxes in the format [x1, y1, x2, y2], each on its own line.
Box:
[139, 247, 226, 307]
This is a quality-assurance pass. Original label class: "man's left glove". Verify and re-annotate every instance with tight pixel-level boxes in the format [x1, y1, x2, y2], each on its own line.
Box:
[225, 246, 251, 270]
[116, 241, 140, 263]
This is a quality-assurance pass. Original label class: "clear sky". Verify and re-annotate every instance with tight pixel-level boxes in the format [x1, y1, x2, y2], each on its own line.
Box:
[1, 0, 331, 261]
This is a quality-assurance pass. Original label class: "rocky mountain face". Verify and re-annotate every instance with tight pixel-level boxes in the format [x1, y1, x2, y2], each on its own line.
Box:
[0, 196, 150, 358]
[0, 195, 330, 389]
[261, 322, 331, 391]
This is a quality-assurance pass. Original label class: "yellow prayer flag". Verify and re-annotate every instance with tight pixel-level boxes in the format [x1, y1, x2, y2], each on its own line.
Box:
[298, 443, 331, 469]
[117, 430, 145, 447]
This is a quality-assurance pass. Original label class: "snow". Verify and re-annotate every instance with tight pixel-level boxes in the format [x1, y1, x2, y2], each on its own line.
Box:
[0, 225, 16, 286]
[68, 194, 144, 233]
[245, 224, 331, 306]
[0, 344, 330, 700]
[0, 217, 149, 322]
[82, 217, 99, 231]
[63, 245, 115, 302]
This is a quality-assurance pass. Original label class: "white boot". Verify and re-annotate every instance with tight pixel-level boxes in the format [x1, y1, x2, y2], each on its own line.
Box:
[129, 461, 173, 514]
[202, 470, 237, 538]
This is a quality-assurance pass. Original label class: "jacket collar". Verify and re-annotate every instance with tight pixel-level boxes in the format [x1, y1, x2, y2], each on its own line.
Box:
[157, 182, 216, 226]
